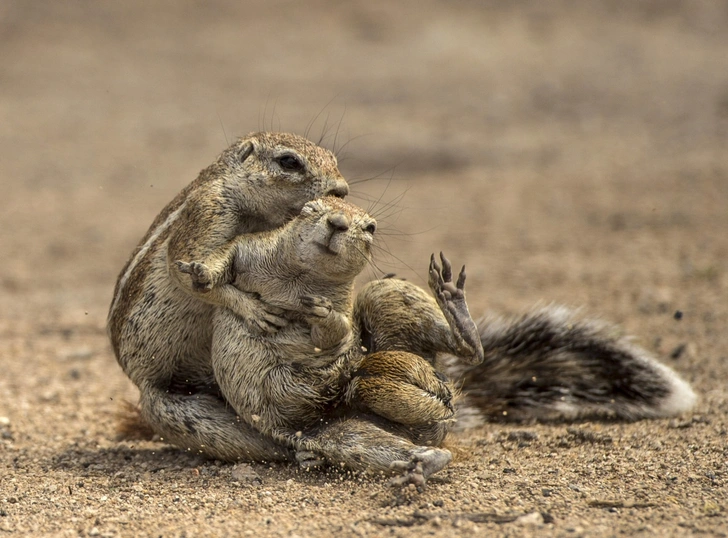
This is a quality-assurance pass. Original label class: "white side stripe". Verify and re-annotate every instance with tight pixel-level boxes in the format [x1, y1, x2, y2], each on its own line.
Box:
[109, 203, 187, 320]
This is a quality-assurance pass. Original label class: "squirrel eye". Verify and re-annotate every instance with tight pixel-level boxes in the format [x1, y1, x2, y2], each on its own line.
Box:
[276, 154, 305, 172]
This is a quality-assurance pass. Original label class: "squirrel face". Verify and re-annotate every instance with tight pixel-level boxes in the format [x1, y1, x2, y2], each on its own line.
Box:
[219, 132, 349, 229]
[294, 197, 377, 282]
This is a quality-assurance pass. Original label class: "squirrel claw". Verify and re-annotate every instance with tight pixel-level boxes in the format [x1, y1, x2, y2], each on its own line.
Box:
[254, 311, 289, 333]
[388, 448, 452, 492]
[388, 460, 427, 491]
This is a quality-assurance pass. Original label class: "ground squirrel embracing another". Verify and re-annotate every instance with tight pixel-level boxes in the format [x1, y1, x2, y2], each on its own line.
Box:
[109, 131, 696, 482]
[109, 132, 349, 462]
[178, 196, 484, 483]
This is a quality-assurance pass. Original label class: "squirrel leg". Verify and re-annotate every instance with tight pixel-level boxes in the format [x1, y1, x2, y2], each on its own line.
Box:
[346, 351, 454, 445]
[353, 271, 482, 365]
[427, 252, 484, 365]
[286, 417, 452, 490]
[168, 234, 237, 295]
[137, 383, 293, 463]
[173, 259, 288, 333]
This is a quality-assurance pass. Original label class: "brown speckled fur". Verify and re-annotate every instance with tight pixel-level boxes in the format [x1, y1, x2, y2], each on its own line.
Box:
[193, 198, 484, 481]
[110, 132, 696, 476]
[108, 133, 348, 461]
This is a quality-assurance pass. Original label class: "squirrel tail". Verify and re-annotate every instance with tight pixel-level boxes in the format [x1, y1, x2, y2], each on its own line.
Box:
[445, 305, 696, 426]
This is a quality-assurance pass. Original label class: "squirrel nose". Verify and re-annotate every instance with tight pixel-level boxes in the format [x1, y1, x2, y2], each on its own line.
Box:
[327, 213, 350, 232]
[325, 178, 349, 199]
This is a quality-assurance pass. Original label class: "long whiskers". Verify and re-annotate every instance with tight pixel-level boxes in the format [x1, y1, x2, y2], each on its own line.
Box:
[333, 133, 371, 163]
[304, 95, 341, 141]
[258, 94, 283, 134]
[216, 111, 230, 147]
[370, 241, 424, 281]
[351, 242, 392, 281]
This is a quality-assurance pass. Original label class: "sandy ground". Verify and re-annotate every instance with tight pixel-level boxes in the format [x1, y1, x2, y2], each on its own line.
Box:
[1, 1, 727, 536]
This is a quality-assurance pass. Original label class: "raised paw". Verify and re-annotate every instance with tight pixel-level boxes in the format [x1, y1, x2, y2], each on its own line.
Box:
[175, 260, 213, 292]
[428, 252, 484, 365]
[388, 448, 452, 492]
[299, 295, 333, 319]
[428, 252, 464, 303]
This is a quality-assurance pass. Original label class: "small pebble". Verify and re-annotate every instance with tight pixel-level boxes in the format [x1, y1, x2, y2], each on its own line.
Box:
[515, 512, 544, 526]
[231, 463, 262, 484]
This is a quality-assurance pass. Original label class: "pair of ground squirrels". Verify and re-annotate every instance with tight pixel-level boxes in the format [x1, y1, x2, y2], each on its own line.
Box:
[109, 131, 697, 484]
[181, 195, 485, 483]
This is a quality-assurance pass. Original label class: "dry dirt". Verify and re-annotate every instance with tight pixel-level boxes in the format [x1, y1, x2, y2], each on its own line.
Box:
[1, 1, 727, 536]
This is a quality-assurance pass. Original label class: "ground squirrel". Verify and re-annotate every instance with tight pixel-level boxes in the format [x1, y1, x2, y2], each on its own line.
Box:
[179, 197, 484, 483]
[109, 132, 349, 462]
[111, 131, 696, 475]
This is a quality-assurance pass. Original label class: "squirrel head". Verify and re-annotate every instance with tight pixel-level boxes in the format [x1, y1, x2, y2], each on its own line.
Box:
[217, 132, 349, 229]
[292, 197, 376, 282]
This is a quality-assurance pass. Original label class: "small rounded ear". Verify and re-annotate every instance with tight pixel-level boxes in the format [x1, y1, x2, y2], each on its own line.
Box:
[224, 140, 254, 168]
[236, 140, 254, 163]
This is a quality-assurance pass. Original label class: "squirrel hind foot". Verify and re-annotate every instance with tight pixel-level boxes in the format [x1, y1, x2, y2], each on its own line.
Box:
[387, 448, 452, 491]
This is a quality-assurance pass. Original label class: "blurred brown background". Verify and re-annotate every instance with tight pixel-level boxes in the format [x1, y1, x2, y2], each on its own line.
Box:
[1, 1, 727, 536]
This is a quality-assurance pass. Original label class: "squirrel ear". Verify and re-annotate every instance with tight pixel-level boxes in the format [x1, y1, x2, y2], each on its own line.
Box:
[236, 140, 254, 163]
[224, 140, 254, 168]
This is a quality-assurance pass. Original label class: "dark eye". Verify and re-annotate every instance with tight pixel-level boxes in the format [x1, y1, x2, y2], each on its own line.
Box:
[364, 223, 376, 234]
[276, 154, 305, 172]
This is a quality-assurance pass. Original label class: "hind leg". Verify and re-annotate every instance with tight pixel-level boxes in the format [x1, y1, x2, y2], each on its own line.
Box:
[138, 383, 292, 462]
[289, 417, 452, 490]
[353, 253, 483, 365]
[427, 252, 484, 364]
[346, 350, 454, 446]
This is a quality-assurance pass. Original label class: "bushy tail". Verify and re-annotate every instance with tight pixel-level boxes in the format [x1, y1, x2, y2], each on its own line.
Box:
[444, 305, 696, 425]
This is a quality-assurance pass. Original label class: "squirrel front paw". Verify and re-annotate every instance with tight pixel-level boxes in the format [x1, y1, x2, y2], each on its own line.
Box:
[428, 252, 484, 365]
[299, 295, 352, 350]
[299, 295, 333, 320]
[241, 296, 289, 334]
[175, 260, 213, 292]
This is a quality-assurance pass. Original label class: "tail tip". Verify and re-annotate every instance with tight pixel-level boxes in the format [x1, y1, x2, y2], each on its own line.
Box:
[654, 374, 698, 417]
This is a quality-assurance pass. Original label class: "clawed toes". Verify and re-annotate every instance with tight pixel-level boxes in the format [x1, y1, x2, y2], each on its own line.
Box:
[175, 260, 213, 291]
[428, 252, 484, 365]
[296, 450, 326, 469]
[388, 460, 427, 491]
[429, 252, 465, 300]
[387, 449, 452, 492]
[175, 260, 192, 274]
[299, 295, 332, 318]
